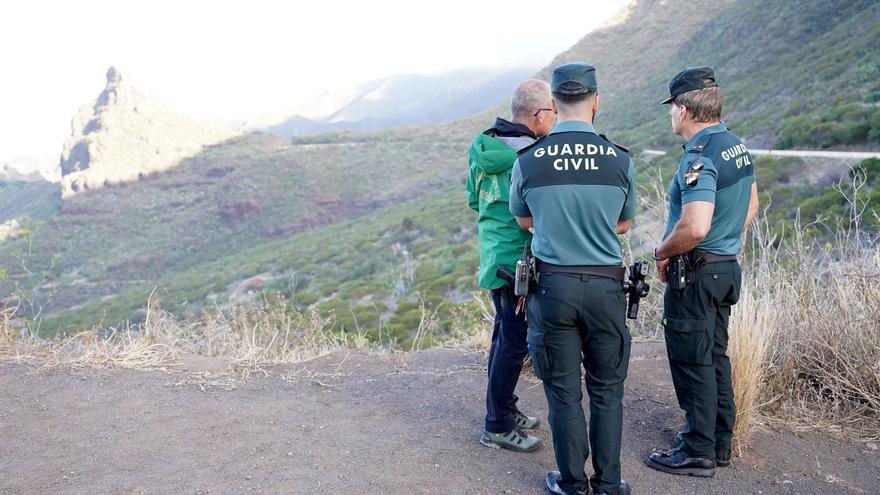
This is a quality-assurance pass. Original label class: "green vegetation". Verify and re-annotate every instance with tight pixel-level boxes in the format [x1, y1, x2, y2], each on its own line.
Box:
[756, 157, 880, 235]
[777, 104, 880, 149]
[0, 181, 60, 224]
[544, 0, 880, 150]
[30, 183, 482, 341]
[2, 0, 879, 344]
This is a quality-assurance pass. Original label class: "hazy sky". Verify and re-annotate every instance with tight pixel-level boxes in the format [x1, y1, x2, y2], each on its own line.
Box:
[0, 0, 629, 163]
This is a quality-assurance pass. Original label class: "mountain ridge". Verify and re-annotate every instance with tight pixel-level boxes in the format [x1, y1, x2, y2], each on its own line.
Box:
[58, 67, 235, 197]
[261, 67, 535, 139]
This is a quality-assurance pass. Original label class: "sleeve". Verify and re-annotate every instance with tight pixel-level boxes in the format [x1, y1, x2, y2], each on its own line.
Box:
[466, 165, 479, 211]
[619, 158, 637, 221]
[680, 156, 718, 204]
[508, 159, 531, 217]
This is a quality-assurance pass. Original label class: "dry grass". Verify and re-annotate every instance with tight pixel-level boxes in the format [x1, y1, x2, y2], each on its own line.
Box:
[0, 296, 370, 374]
[727, 288, 776, 454]
[446, 291, 495, 353]
[748, 215, 880, 441]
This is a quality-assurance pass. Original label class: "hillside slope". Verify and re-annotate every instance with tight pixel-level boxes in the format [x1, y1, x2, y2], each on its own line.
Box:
[544, 0, 880, 150]
[2, 0, 879, 337]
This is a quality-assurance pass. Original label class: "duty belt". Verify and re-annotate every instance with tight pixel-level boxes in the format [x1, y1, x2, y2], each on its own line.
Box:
[691, 249, 737, 263]
[535, 259, 625, 281]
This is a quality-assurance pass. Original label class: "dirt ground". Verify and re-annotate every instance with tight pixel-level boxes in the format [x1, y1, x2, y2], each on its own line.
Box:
[2, 342, 878, 495]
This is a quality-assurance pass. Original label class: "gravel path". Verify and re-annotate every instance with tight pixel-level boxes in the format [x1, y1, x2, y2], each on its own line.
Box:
[2, 342, 878, 494]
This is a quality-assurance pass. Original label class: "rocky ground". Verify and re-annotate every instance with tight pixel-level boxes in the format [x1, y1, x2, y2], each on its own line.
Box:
[1, 342, 878, 494]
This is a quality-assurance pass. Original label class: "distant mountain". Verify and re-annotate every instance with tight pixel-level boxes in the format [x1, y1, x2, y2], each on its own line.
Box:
[263, 67, 536, 139]
[0, 157, 59, 183]
[59, 67, 236, 197]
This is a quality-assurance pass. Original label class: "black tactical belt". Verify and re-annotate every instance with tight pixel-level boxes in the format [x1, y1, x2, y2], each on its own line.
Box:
[535, 259, 625, 281]
[691, 249, 737, 263]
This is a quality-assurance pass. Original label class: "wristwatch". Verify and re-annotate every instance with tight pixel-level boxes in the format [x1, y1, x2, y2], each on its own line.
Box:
[652, 248, 667, 261]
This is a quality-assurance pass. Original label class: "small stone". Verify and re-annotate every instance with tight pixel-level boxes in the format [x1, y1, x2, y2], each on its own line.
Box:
[866, 442, 878, 451]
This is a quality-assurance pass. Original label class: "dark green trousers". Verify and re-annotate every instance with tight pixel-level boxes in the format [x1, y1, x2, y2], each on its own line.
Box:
[662, 260, 741, 459]
[527, 273, 631, 495]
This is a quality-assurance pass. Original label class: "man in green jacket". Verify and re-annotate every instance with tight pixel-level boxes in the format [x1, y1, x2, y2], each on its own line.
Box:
[467, 79, 555, 452]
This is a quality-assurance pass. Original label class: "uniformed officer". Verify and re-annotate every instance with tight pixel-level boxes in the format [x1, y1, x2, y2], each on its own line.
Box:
[647, 67, 759, 477]
[509, 63, 635, 495]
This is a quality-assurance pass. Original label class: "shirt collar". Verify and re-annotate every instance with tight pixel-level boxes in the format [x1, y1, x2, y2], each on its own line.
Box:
[550, 120, 597, 135]
[683, 122, 728, 152]
[488, 117, 537, 139]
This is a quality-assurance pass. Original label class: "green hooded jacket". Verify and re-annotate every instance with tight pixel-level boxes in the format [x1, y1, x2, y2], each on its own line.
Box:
[467, 120, 535, 289]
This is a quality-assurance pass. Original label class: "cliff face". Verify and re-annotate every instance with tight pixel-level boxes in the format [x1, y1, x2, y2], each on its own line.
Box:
[59, 67, 234, 197]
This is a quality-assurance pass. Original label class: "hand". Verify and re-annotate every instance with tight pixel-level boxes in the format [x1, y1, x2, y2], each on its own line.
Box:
[656, 257, 670, 284]
[528, 227, 535, 234]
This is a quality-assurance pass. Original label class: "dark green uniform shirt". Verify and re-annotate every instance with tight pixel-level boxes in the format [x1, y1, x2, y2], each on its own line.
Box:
[663, 123, 755, 255]
[509, 121, 636, 266]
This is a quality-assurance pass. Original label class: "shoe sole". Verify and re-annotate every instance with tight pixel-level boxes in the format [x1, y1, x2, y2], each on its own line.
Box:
[645, 458, 715, 477]
[480, 435, 542, 453]
[716, 459, 731, 467]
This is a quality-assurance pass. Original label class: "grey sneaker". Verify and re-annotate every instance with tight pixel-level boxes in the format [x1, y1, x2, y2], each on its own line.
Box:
[513, 409, 541, 429]
[480, 427, 542, 452]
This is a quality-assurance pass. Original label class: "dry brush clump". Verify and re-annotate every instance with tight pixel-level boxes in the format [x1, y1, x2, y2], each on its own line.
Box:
[747, 217, 880, 441]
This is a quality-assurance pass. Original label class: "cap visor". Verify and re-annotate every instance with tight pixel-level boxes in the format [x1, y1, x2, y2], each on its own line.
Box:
[659, 95, 675, 104]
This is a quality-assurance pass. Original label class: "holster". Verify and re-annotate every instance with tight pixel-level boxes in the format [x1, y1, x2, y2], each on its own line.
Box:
[666, 254, 697, 290]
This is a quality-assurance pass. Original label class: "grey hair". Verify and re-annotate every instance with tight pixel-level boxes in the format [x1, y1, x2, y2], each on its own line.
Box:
[511, 79, 552, 121]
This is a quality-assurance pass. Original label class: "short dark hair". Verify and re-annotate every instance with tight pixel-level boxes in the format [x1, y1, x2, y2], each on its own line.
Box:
[673, 82, 722, 122]
[552, 90, 595, 106]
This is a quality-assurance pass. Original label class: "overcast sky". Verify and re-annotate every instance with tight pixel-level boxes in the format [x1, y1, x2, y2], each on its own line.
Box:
[0, 0, 629, 163]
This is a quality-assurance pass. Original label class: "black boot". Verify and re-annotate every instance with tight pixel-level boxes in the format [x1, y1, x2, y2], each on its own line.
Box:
[674, 431, 731, 467]
[646, 447, 716, 477]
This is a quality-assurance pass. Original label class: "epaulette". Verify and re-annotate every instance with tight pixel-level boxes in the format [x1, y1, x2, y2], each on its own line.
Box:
[686, 134, 712, 153]
[599, 133, 629, 153]
[516, 136, 547, 155]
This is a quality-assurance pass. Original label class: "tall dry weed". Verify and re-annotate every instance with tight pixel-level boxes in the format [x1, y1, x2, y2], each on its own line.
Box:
[727, 288, 776, 454]
[750, 216, 880, 440]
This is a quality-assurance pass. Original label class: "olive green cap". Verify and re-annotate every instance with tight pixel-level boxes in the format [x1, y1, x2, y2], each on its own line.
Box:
[551, 63, 597, 95]
[661, 66, 718, 104]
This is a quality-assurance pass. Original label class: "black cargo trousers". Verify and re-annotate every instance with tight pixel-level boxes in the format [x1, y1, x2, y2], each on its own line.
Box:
[527, 272, 631, 495]
[662, 260, 742, 459]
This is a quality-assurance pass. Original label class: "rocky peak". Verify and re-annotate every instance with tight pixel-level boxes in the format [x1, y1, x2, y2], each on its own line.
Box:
[59, 67, 234, 197]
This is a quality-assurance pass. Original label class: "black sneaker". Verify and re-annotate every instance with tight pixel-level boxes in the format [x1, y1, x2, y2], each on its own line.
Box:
[544, 471, 588, 495]
[646, 447, 716, 477]
[674, 431, 731, 467]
